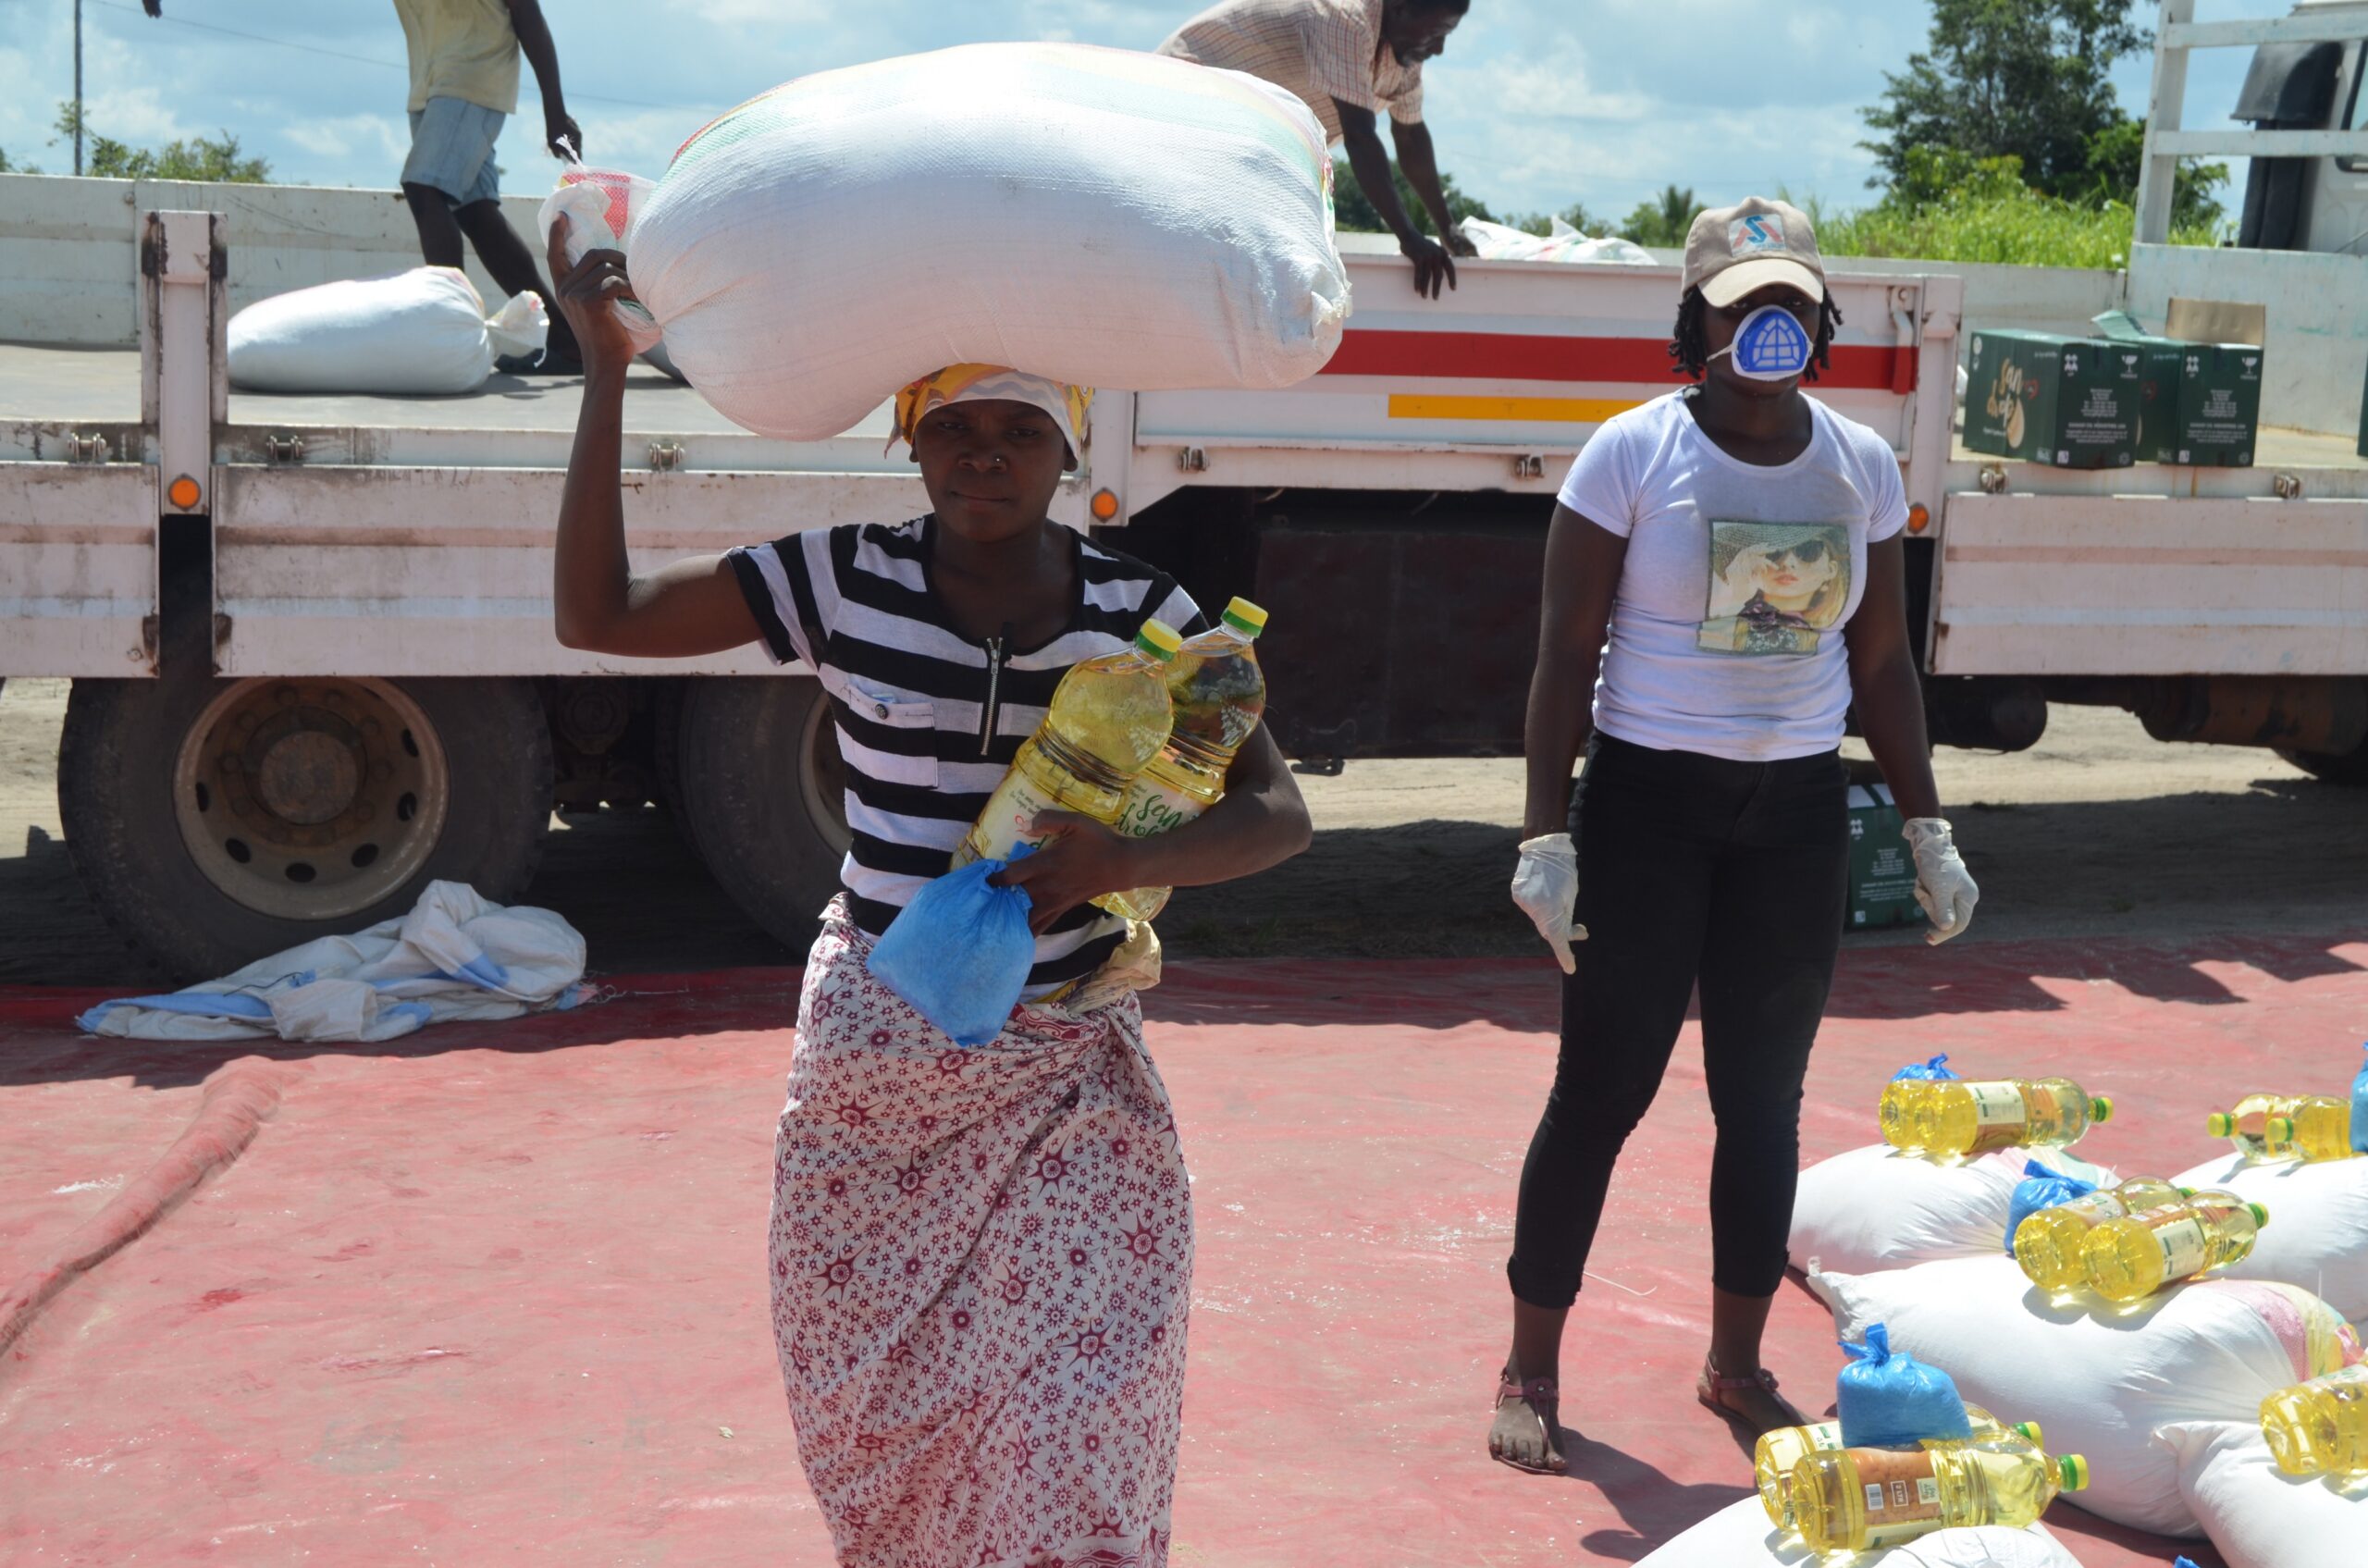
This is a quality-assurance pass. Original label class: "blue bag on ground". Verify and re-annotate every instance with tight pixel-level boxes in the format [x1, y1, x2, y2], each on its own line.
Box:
[1891, 1053, 1957, 1083]
[1836, 1322, 1972, 1447]
[2005, 1158, 2099, 1256]
[866, 851, 1035, 1048]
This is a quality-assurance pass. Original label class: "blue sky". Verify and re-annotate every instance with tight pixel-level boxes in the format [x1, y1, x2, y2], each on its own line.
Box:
[0, 0, 2299, 224]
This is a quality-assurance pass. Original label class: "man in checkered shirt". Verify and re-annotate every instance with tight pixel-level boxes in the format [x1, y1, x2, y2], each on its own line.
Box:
[1160, 0, 1479, 301]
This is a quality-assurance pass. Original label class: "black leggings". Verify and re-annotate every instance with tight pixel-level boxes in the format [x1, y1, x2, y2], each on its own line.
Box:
[1507, 732, 1849, 1308]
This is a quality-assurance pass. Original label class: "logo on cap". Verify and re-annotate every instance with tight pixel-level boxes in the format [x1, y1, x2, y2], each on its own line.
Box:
[1729, 215, 1787, 254]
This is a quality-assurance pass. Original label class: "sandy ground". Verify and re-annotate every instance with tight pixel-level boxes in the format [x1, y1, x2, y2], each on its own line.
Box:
[2, 675, 2362, 988]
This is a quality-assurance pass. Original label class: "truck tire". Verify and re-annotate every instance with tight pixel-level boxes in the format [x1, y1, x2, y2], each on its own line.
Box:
[60, 664, 553, 982]
[2277, 744, 2368, 786]
[670, 675, 850, 953]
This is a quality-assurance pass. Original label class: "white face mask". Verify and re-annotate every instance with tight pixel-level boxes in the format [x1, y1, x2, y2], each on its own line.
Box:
[1708, 302, 1815, 382]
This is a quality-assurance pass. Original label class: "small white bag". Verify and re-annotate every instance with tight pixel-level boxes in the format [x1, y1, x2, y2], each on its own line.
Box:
[228, 267, 544, 395]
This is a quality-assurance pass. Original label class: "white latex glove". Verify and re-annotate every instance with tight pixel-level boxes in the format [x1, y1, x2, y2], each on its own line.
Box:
[1511, 833, 1586, 974]
[1901, 817, 1979, 945]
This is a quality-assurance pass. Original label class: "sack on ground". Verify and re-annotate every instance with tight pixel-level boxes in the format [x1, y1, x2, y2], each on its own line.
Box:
[228, 267, 544, 394]
[866, 854, 1035, 1048]
[1633, 1495, 2087, 1567]
[2171, 1150, 2368, 1320]
[1813, 1254, 2363, 1536]
[1792, 1145, 2114, 1276]
[2159, 1418, 2368, 1568]
[606, 43, 1349, 440]
[2006, 1160, 2100, 1255]
[1838, 1322, 1973, 1447]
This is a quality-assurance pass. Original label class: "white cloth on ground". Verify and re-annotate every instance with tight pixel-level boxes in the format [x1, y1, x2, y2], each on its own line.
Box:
[77, 881, 589, 1043]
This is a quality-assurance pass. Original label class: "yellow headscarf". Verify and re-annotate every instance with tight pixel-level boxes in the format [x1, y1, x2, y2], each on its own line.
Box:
[890, 364, 1093, 470]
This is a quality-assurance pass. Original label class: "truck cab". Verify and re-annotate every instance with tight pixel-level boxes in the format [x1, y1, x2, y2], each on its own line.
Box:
[2230, 0, 2368, 252]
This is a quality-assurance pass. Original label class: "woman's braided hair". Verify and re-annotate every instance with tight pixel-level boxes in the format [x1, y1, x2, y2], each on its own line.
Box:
[1669, 286, 1844, 382]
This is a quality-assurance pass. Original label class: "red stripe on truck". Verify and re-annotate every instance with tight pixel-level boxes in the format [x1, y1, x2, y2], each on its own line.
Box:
[1320, 331, 1917, 393]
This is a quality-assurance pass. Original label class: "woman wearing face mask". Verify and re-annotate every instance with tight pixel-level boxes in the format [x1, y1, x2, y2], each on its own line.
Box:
[1487, 198, 1980, 1474]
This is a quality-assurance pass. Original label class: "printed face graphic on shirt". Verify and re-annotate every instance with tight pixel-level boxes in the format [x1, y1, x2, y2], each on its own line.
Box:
[1697, 521, 1850, 656]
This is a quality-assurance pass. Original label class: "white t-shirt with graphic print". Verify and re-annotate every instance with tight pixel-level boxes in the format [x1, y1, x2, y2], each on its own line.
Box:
[1557, 390, 1909, 763]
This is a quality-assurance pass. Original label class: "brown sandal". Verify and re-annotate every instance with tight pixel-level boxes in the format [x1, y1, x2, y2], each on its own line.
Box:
[1695, 1356, 1807, 1433]
[1490, 1373, 1566, 1475]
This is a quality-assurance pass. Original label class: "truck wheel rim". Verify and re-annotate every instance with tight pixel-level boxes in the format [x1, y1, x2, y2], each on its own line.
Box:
[799, 693, 852, 855]
[172, 677, 450, 920]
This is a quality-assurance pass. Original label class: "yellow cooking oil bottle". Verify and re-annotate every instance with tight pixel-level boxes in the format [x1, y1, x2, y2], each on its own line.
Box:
[1879, 1056, 1955, 1153]
[2082, 1189, 2269, 1304]
[2014, 1179, 2194, 1294]
[1754, 1407, 2043, 1530]
[953, 621, 1181, 868]
[2260, 1364, 2368, 1477]
[2267, 1096, 2359, 1165]
[2206, 1093, 2304, 1162]
[1786, 1443, 2089, 1552]
[1096, 599, 1269, 921]
[1911, 1078, 2113, 1159]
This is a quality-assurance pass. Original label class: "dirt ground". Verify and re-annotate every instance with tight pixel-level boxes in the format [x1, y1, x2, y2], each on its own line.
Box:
[2, 675, 2362, 988]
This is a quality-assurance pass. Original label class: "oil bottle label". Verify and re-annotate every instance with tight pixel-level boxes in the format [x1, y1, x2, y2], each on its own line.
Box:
[1113, 774, 1206, 841]
[2152, 1215, 2212, 1278]
[964, 771, 1063, 866]
[1967, 1082, 2029, 1128]
[1853, 1449, 1946, 1548]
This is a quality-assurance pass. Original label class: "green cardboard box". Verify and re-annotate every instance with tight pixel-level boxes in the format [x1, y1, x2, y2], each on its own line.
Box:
[1963, 328, 2139, 469]
[2095, 313, 2263, 466]
[1846, 783, 1919, 931]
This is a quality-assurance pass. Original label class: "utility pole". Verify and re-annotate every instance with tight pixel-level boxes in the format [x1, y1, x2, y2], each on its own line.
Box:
[73, 0, 85, 177]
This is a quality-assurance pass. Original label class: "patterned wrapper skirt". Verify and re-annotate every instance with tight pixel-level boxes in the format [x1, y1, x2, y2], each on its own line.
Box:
[771, 898, 1193, 1568]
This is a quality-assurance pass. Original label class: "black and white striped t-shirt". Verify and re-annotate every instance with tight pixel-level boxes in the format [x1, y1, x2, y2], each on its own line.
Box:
[727, 516, 1204, 999]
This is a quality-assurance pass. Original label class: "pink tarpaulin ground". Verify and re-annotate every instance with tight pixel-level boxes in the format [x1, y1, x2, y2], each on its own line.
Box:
[5, 931, 2364, 1566]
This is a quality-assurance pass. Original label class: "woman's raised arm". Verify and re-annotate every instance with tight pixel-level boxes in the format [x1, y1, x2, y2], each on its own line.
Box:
[548, 216, 759, 658]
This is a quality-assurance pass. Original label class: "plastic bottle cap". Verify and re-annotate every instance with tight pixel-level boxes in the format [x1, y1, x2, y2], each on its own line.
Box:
[2249, 1202, 2270, 1228]
[2268, 1117, 2295, 1141]
[1219, 598, 1268, 636]
[2059, 1454, 2090, 1491]
[2014, 1421, 2044, 1446]
[2176, 1186, 2197, 1197]
[2206, 1113, 2235, 1137]
[2090, 1096, 2114, 1124]
[1134, 620, 1183, 661]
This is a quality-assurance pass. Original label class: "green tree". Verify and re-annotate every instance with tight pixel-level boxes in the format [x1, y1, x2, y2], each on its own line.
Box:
[2081, 117, 2227, 229]
[1502, 202, 1608, 239]
[52, 103, 271, 183]
[1330, 155, 1497, 236]
[1861, 0, 2147, 200]
[1615, 184, 1703, 248]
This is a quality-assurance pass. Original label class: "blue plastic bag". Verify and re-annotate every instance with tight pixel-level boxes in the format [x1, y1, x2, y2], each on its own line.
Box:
[1891, 1053, 1958, 1083]
[2005, 1159, 2099, 1256]
[866, 851, 1035, 1048]
[2350, 1042, 2368, 1154]
[1836, 1323, 1972, 1448]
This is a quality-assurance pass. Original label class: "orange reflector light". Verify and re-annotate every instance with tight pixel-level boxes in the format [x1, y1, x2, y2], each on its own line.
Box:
[167, 475, 202, 510]
[1090, 488, 1120, 523]
[1906, 503, 1930, 535]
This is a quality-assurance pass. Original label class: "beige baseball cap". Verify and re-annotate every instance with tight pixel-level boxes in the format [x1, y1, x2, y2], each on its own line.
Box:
[1683, 196, 1825, 307]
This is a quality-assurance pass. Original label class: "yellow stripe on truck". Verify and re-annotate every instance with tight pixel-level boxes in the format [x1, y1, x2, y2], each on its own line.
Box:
[1387, 394, 1640, 423]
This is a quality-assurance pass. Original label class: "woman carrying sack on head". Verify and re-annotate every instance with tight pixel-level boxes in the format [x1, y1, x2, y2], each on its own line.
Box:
[1486, 197, 1980, 1475]
[544, 222, 1312, 1564]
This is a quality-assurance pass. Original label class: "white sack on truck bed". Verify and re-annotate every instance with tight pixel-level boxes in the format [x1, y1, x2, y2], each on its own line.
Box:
[548, 43, 1349, 441]
[228, 266, 546, 395]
